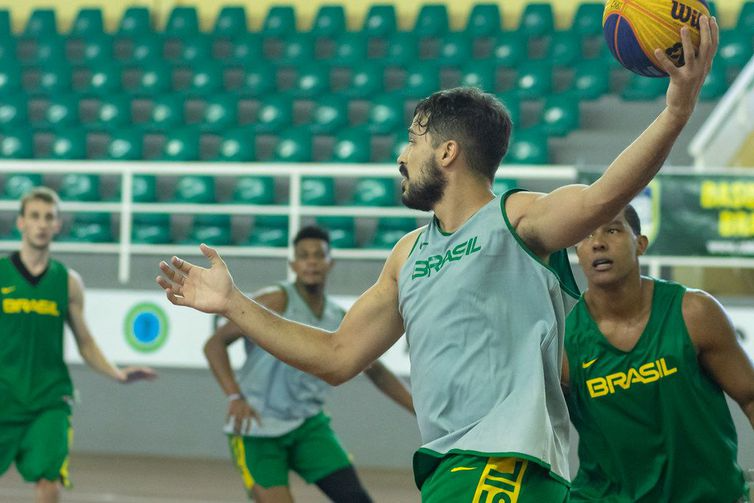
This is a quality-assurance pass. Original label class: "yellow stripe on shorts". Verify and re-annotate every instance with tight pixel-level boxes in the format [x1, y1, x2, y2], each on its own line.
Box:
[230, 435, 255, 493]
[472, 457, 528, 503]
[59, 421, 74, 488]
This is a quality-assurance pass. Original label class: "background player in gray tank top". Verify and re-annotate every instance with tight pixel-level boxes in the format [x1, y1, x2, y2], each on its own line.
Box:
[159, 19, 717, 502]
[204, 226, 413, 502]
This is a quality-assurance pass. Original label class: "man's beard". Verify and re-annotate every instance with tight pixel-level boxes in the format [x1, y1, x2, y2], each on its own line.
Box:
[400, 157, 447, 212]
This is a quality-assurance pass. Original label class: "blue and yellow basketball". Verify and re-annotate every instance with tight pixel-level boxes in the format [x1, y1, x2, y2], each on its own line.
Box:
[602, 0, 710, 77]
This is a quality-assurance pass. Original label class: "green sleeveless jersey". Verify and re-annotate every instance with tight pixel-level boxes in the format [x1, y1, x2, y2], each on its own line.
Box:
[565, 278, 747, 502]
[0, 253, 71, 421]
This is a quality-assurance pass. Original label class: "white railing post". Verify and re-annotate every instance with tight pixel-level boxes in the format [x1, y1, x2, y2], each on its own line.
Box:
[287, 169, 303, 282]
[118, 166, 133, 284]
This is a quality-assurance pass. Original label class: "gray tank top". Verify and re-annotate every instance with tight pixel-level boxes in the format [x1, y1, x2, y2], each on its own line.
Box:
[398, 192, 579, 483]
[234, 281, 345, 437]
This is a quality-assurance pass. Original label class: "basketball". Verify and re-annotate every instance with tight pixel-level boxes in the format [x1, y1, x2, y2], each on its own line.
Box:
[602, 0, 710, 77]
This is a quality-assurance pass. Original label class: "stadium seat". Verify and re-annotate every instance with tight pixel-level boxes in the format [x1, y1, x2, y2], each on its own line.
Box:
[543, 31, 582, 67]
[0, 38, 16, 63]
[699, 64, 728, 100]
[386, 135, 409, 163]
[185, 215, 231, 246]
[308, 95, 349, 134]
[343, 63, 385, 98]
[81, 63, 122, 97]
[465, 4, 502, 38]
[507, 128, 549, 164]
[214, 6, 248, 38]
[717, 30, 753, 70]
[214, 129, 256, 162]
[495, 91, 521, 126]
[383, 32, 419, 66]
[165, 6, 199, 36]
[199, 95, 238, 133]
[31, 64, 72, 97]
[330, 33, 369, 67]
[48, 130, 87, 159]
[0, 63, 21, 96]
[570, 3, 604, 38]
[413, 4, 449, 38]
[72, 36, 114, 68]
[331, 129, 371, 163]
[621, 73, 667, 101]
[37, 96, 79, 130]
[0, 10, 10, 38]
[289, 64, 330, 98]
[253, 95, 292, 134]
[436, 33, 473, 67]
[142, 95, 184, 132]
[273, 128, 312, 162]
[315, 216, 356, 248]
[23, 9, 57, 38]
[262, 6, 296, 37]
[228, 34, 263, 65]
[172, 175, 215, 203]
[301, 176, 336, 205]
[362, 5, 397, 38]
[184, 62, 225, 97]
[539, 94, 580, 136]
[130, 175, 158, 202]
[59, 174, 100, 201]
[3, 173, 42, 199]
[70, 8, 104, 37]
[126, 35, 163, 65]
[567, 61, 610, 100]
[0, 132, 33, 159]
[401, 63, 441, 99]
[245, 215, 288, 247]
[277, 33, 316, 66]
[0, 95, 27, 131]
[64, 213, 112, 243]
[117, 7, 153, 37]
[366, 94, 404, 135]
[23, 38, 66, 67]
[351, 177, 395, 206]
[515, 61, 553, 99]
[368, 217, 416, 248]
[491, 32, 527, 68]
[310, 5, 346, 38]
[460, 60, 497, 92]
[492, 177, 517, 195]
[232, 176, 276, 204]
[132, 214, 171, 243]
[130, 65, 172, 96]
[158, 130, 200, 161]
[237, 63, 277, 97]
[173, 35, 213, 65]
[518, 3, 555, 38]
[737, 1, 754, 34]
[104, 130, 143, 160]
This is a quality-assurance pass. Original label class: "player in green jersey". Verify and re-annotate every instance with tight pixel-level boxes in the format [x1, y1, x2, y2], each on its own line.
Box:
[157, 17, 718, 502]
[204, 226, 413, 502]
[0, 187, 156, 503]
[564, 205, 754, 502]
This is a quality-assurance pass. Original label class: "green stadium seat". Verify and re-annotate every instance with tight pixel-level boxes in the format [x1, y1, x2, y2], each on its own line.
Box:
[214, 129, 256, 161]
[0, 227, 21, 241]
[331, 129, 371, 163]
[387, 135, 409, 163]
[142, 95, 184, 132]
[72, 36, 114, 68]
[104, 130, 143, 160]
[273, 128, 312, 162]
[278, 34, 316, 66]
[366, 94, 404, 135]
[232, 176, 276, 204]
[158, 130, 200, 161]
[362, 5, 397, 38]
[311, 5, 346, 38]
[544, 31, 582, 67]
[24, 38, 66, 67]
[3, 173, 42, 199]
[0, 95, 27, 131]
[413, 4, 449, 38]
[0, 132, 34, 159]
[185, 215, 231, 246]
[344, 62, 384, 98]
[436, 33, 473, 67]
[539, 94, 580, 136]
[214, 6, 248, 38]
[130, 175, 158, 202]
[64, 213, 112, 243]
[289, 64, 330, 98]
[402, 63, 441, 99]
[173, 35, 213, 65]
[515, 61, 552, 99]
[518, 3, 555, 38]
[699, 64, 728, 100]
[228, 34, 263, 65]
[263, 6, 296, 37]
[37, 96, 79, 130]
[737, 1, 754, 34]
[570, 3, 604, 38]
[567, 61, 610, 100]
[383, 32, 419, 66]
[173, 175, 215, 203]
[81, 63, 122, 97]
[465, 4, 502, 38]
[245, 215, 288, 247]
[70, 8, 104, 37]
[199, 95, 238, 133]
[492, 177, 517, 195]
[330, 33, 369, 67]
[302, 176, 335, 205]
[718, 30, 753, 70]
[184, 62, 225, 96]
[118, 7, 153, 37]
[0, 63, 21, 96]
[0, 10, 10, 38]
[491, 32, 527, 68]
[59, 174, 100, 201]
[460, 60, 497, 92]
[132, 215, 171, 243]
[127, 35, 163, 65]
[368, 217, 416, 248]
[130, 65, 172, 96]
[507, 128, 549, 164]
[495, 91, 521, 127]
[165, 6, 199, 36]
[253, 95, 292, 134]
[315, 216, 356, 248]
[0, 38, 16, 63]
[48, 130, 87, 159]
[351, 177, 395, 206]
[237, 62, 277, 97]
[24, 9, 57, 38]
[31, 64, 72, 97]
[621, 74, 667, 101]
[308, 95, 349, 134]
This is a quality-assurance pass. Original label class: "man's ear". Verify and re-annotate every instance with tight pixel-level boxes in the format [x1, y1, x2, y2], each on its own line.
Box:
[637, 235, 649, 256]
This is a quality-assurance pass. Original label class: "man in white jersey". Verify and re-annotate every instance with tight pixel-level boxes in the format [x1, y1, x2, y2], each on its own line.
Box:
[204, 226, 413, 502]
[158, 18, 717, 502]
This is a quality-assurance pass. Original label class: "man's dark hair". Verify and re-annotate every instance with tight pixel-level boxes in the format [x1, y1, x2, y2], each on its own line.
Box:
[413, 87, 513, 183]
[293, 225, 330, 246]
[624, 204, 642, 236]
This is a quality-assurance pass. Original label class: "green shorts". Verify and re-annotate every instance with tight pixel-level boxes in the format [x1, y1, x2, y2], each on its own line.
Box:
[0, 408, 73, 486]
[420, 453, 569, 503]
[227, 412, 352, 495]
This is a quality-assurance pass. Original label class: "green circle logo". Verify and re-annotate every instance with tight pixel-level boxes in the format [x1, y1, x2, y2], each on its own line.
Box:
[124, 302, 169, 353]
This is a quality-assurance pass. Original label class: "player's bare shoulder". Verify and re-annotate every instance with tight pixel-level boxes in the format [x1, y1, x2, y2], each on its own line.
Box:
[388, 225, 427, 281]
[251, 285, 287, 314]
[681, 288, 733, 350]
[67, 268, 85, 302]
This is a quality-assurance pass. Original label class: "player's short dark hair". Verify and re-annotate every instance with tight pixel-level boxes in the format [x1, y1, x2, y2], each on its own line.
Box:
[19, 186, 60, 216]
[413, 87, 512, 183]
[293, 225, 330, 246]
[624, 204, 642, 236]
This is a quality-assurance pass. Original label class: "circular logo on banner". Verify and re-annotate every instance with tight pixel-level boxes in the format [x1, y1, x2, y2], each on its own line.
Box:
[124, 302, 169, 353]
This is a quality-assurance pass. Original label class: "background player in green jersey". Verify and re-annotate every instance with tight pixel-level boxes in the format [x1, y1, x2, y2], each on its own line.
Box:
[0, 187, 156, 503]
[564, 205, 754, 502]
[204, 226, 413, 503]
[158, 17, 717, 502]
